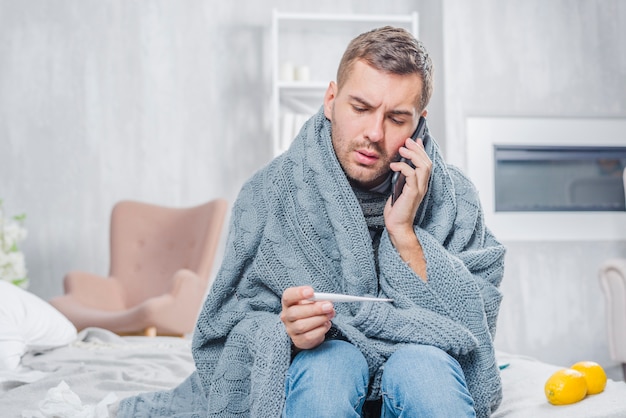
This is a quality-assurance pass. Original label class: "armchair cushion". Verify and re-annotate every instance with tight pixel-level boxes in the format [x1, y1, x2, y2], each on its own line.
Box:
[62, 270, 126, 310]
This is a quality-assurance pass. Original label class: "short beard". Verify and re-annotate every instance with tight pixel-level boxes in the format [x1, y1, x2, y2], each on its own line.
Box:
[331, 123, 392, 189]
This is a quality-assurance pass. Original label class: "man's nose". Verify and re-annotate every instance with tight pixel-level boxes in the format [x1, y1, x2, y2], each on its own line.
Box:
[365, 117, 384, 143]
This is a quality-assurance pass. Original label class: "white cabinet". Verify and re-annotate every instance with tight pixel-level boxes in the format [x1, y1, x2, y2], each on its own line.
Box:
[271, 10, 419, 156]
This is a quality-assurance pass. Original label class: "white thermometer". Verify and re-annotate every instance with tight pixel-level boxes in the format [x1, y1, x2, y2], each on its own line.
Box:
[309, 292, 393, 303]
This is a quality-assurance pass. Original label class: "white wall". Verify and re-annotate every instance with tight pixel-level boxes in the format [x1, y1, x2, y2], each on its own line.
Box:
[0, 1, 272, 299]
[442, 0, 626, 378]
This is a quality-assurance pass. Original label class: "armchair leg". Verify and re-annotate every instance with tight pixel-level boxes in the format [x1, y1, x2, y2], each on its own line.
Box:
[622, 363, 626, 382]
[118, 326, 185, 337]
[117, 326, 157, 337]
[142, 326, 157, 337]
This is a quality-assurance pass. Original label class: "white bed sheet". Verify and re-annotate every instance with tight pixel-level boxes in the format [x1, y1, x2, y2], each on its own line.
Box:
[494, 352, 626, 417]
[1, 328, 625, 417]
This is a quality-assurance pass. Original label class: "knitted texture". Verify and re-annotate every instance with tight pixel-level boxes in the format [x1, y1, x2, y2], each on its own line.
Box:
[118, 107, 506, 418]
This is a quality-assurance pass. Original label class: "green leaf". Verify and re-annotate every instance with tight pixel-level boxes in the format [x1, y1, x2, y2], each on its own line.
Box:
[11, 277, 29, 288]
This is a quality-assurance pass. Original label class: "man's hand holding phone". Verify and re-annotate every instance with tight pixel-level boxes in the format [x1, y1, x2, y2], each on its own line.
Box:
[391, 116, 428, 206]
[387, 134, 432, 229]
[389, 117, 432, 218]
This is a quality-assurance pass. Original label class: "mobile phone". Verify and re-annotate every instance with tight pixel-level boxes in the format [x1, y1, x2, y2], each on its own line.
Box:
[391, 116, 427, 205]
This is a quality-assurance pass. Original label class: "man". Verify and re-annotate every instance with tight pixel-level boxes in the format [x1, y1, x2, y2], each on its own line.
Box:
[118, 26, 505, 418]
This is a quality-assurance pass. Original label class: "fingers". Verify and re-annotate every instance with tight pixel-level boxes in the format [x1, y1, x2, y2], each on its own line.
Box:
[391, 138, 432, 196]
[400, 137, 431, 171]
[282, 285, 314, 308]
[280, 286, 335, 350]
[285, 313, 333, 350]
[292, 324, 332, 350]
[386, 138, 432, 232]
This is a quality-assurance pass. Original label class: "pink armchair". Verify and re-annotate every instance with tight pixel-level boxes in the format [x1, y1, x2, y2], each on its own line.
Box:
[50, 199, 228, 336]
[598, 258, 626, 380]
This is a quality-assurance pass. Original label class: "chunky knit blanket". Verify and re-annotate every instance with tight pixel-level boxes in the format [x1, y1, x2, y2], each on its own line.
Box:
[118, 108, 506, 418]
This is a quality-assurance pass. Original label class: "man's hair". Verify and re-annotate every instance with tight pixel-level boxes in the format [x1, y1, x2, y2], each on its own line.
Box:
[336, 26, 433, 112]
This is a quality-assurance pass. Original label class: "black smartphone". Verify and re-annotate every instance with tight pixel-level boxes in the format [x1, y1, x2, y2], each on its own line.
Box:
[391, 116, 427, 205]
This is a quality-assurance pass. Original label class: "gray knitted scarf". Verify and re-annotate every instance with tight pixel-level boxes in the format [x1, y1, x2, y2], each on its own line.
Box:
[118, 107, 506, 418]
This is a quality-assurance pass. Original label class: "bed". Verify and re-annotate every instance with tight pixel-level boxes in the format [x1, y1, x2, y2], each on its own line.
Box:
[1, 327, 626, 418]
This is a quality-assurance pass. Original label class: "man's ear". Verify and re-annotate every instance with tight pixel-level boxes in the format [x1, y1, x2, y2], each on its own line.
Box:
[323, 81, 337, 119]
[421, 109, 428, 118]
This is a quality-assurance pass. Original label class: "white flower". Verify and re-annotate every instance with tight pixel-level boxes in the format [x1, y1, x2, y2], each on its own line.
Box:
[1, 222, 27, 253]
[0, 251, 27, 285]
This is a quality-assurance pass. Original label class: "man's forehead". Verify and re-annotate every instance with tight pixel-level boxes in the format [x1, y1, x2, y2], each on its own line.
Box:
[340, 61, 423, 114]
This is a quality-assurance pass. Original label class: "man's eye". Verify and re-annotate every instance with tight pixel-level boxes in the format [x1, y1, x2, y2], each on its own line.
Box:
[390, 118, 405, 125]
[352, 106, 366, 113]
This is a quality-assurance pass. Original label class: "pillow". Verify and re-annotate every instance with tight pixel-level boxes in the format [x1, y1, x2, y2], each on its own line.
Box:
[0, 281, 77, 370]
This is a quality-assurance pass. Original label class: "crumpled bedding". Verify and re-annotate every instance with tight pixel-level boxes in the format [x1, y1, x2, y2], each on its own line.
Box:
[0, 328, 195, 418]
[0, 327, 625, 418]
[21, 380, 117, 418]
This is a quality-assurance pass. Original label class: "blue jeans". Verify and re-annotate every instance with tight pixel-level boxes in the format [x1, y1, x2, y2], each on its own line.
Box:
[283, 340, 476, 418]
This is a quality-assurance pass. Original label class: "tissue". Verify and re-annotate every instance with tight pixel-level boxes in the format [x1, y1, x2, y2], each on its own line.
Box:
[22, 380, 117, 418]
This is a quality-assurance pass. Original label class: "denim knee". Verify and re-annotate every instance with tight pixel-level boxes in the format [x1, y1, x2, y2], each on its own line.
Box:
[381, 345, 475, 418]
[283, 340, 369, 417]
[384, 344, 460, 380]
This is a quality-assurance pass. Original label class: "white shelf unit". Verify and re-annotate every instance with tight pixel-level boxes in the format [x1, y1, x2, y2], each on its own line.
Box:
[271, 10, 419, 156]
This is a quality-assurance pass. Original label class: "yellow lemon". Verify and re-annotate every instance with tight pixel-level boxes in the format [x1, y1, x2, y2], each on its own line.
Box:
[545, 368, 588, 405]
[571, 361, 607, 395]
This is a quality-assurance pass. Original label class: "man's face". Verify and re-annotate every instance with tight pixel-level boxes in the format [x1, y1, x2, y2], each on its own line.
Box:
[324, 59, 425, 190]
